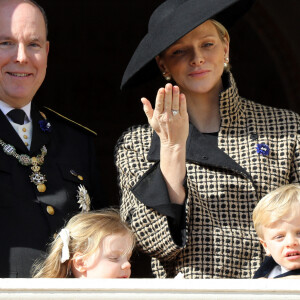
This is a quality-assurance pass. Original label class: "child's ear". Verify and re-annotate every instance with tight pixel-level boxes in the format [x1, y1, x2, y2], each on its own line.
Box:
[259, 238, 271, 256]
[72, 252, 88, 274]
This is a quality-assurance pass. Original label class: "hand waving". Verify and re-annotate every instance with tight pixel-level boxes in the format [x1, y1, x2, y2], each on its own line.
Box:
[141, 83, 189, 148]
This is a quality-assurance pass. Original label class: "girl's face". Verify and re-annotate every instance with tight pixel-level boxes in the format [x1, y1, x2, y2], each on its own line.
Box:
[156, 20, 229, 97]
[74, 233, 132, 278]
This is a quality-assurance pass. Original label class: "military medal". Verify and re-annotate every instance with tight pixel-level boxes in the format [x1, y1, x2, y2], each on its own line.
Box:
[0, 138, 47, 192]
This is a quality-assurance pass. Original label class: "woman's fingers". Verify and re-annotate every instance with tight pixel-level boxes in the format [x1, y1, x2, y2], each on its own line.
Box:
[154, 88, 165, 115]
[164, 83, 172, 113]
[171, 86, 180, 112]
[141, 97, 153, 121]
[179, 93, 187, 115]
[143, 85, 186, 126]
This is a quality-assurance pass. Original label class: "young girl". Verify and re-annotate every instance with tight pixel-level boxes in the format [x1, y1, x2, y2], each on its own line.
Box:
[32, 209, 135, 278]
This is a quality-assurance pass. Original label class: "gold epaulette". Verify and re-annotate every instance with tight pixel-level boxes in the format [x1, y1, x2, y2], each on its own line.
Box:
[43, 107, 97, 136]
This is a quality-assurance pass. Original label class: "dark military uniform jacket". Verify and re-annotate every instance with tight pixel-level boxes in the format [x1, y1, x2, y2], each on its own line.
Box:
[0, 104, 105, 277]
[115, 72, 300, 279]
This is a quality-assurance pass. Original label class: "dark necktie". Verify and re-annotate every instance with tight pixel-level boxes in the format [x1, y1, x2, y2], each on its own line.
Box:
[7, 109, 26, 125]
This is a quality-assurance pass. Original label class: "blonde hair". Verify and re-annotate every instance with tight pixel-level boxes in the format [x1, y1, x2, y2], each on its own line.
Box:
[210, 19, 231, 72]
[32, 209, 135, 278]
[253, 184, 300, 238]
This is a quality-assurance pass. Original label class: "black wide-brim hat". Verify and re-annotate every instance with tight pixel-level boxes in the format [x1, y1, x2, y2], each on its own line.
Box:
[121, 0, 255, 89]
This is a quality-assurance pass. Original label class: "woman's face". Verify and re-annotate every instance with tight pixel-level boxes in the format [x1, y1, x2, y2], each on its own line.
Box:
[156, 20, 229, 97]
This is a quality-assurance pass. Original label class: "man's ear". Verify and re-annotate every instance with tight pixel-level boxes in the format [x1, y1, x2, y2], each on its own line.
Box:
[260, 238, 271, 256]
[72, 252, 87, 274]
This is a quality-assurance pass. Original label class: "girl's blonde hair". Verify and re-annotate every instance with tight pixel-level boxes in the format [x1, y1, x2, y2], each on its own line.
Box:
[32, 209, 135, 278]
[253, 184, 300, 238]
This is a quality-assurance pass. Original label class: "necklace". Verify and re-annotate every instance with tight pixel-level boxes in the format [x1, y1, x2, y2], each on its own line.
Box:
[0, 138, 47, 192]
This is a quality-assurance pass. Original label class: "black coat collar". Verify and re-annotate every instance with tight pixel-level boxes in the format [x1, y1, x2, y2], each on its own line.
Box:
[147, 71, 252, 181]
[147, 124, 252, 181]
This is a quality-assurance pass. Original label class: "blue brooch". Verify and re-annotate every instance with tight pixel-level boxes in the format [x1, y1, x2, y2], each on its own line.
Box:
[256, 143, 270, 156]
[39, 119, 52, 133]
[39, 111, 52, 133]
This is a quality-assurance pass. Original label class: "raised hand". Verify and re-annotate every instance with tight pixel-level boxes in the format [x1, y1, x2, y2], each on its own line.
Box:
[141, 83, 189, 148]
[141, 83, 189, 205]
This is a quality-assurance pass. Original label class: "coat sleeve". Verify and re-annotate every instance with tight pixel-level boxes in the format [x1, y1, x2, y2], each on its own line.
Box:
[289, 114, 300, 183]
[115, 125, 189, 261]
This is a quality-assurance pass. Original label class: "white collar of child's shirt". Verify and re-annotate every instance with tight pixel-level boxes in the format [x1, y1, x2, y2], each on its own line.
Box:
[0, 100, 32, 123]
[268, 264, 290, 278]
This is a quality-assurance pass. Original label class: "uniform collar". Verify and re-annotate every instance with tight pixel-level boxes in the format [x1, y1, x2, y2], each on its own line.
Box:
[0, 109, 28, 153]
[0, 103, 51, 155]
[29, 103, 51, 155]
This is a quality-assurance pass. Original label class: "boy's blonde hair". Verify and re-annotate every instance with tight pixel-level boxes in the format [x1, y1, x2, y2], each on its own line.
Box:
[32, 209, 135, 278]
[253, 184, 300, 238]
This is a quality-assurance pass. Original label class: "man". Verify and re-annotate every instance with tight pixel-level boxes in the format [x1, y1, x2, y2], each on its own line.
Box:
[0, 0, 105, 277]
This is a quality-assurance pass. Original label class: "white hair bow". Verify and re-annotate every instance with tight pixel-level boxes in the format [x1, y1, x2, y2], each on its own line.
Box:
[58, 228, 70, 263]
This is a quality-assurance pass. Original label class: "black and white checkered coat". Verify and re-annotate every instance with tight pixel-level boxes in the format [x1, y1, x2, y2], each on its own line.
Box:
[115, 72, 300, 278]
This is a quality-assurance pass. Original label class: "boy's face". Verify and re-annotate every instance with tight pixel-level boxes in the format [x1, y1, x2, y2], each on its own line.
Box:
[260, 213, 300, 271]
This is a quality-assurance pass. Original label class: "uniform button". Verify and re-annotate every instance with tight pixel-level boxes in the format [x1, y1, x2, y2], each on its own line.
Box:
[202, 155, 208, 160]
[47, 206, 55, 215]
[25, 142, 28, 146]
[22, 128, 26, 132]
[77, 175, 83, 181]
[23, 135, 28, 139]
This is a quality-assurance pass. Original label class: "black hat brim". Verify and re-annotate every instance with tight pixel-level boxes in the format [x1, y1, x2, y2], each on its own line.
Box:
[121, 0, 255, 89]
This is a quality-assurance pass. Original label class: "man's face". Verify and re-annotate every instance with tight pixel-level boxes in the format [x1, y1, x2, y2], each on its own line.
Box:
[0, 0, 49, 108]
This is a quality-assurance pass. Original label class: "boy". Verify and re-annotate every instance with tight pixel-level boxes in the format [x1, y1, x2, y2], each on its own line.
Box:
[252, 184, 300, 278]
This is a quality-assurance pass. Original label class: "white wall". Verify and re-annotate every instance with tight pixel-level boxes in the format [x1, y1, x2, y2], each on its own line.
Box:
[0, 279, 299, 300]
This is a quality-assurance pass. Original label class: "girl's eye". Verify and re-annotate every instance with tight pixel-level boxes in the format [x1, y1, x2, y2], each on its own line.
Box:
[109, 257, 119, 262]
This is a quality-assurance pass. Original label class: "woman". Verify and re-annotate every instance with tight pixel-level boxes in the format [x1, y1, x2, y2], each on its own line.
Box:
[115, 0, 300, 278]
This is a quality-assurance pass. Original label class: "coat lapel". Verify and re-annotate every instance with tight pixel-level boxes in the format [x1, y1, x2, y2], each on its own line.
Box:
[147, 123, 252, 182]
[30, 104, 51, 155]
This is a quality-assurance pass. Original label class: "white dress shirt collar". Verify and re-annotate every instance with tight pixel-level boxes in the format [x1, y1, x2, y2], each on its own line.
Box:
[0, 100, 32, 123]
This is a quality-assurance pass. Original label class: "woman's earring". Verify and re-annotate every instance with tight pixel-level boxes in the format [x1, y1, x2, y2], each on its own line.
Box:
[224, 57, 229, 69]
[162, 71, 172, 81]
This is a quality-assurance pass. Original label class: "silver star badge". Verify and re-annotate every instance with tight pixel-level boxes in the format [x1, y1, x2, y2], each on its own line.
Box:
[76, 184, 91, 212]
